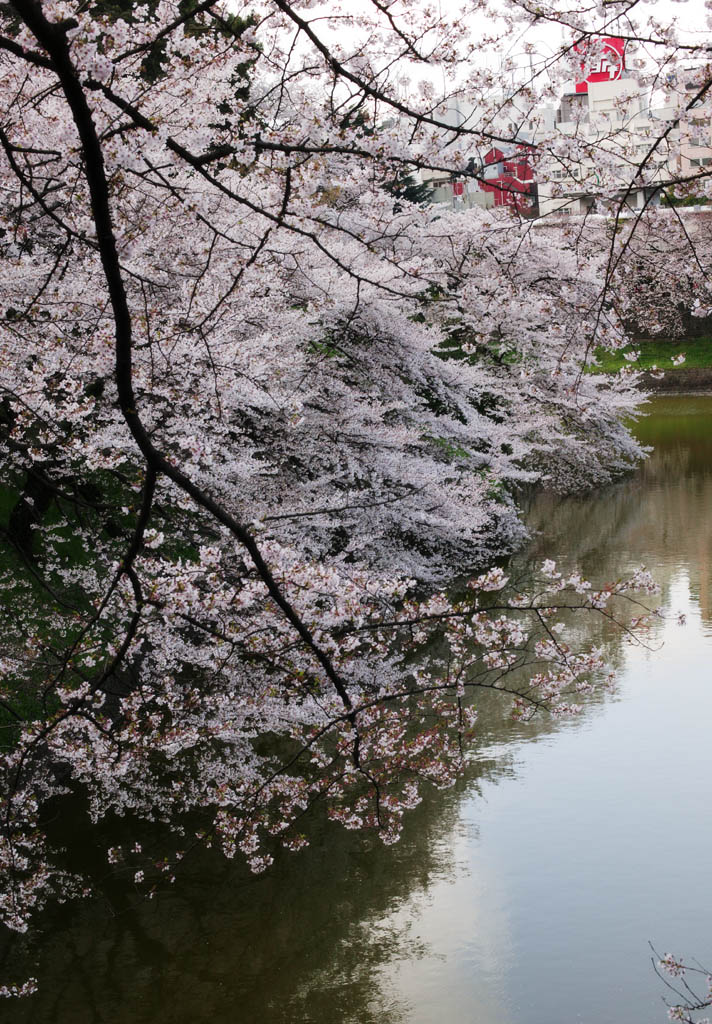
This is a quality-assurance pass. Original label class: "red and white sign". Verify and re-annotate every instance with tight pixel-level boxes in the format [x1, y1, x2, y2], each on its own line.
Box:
[574, 37, 625, 93]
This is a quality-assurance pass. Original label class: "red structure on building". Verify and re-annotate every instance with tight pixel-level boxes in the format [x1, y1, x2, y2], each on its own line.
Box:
[478, 145, 536, 212]
[444, 38, 627, 216]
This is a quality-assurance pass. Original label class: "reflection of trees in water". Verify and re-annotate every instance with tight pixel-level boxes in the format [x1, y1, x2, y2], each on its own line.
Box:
[524, 398, 712, 628]
[2, 645, 635, 1024]
[3, 770, 484, 1024]
[5, 396, 710, 1024]
[479, 397, 712, 763]
[4, 645, 618, 1024]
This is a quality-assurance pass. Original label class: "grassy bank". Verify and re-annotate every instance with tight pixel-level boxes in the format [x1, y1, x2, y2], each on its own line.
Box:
[593, 334, 712, 373]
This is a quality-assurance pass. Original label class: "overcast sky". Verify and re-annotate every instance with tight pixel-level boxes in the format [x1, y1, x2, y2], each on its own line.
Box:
[249, 1, 710, 100]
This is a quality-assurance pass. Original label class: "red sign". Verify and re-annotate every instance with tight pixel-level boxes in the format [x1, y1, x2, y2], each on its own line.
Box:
[574, 37, 625, 93]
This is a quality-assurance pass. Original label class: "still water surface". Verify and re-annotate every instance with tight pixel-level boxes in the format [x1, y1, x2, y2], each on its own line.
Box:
[6, 396, 712, 1023]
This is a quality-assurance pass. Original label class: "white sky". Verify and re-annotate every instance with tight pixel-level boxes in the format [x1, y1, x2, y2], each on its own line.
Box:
[248, 1, 711, 102]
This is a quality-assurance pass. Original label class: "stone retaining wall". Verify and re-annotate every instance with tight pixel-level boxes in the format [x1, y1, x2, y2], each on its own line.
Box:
[640, 367, 712, 392]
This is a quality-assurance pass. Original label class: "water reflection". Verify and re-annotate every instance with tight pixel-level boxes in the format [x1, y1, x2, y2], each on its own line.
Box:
[526, 396, 712, 625]
[4, 774, 490, 1024]
[4, 396, 712, 1024]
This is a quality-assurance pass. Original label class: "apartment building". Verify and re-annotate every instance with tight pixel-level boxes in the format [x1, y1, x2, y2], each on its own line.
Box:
[425, 39, 712, 217]
[666, 74, 712, 184]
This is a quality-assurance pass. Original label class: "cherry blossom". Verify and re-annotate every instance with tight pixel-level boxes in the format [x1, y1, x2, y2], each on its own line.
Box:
[0, 0, 708, 997]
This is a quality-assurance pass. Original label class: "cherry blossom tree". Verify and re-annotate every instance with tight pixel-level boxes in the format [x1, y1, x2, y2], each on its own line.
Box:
[654, 950, 712, 1023]
[0, 0, 710, 993]
[605, 208, 712, 340]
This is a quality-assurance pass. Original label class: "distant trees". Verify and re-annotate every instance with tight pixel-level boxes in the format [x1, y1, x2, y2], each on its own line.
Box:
[605, 209, 712, 339]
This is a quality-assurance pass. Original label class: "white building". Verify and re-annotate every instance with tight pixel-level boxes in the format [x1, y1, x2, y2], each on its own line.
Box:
[424, 40, 712, 217]
[665, 73, 712, 186]
[536, 72, 678, 216]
